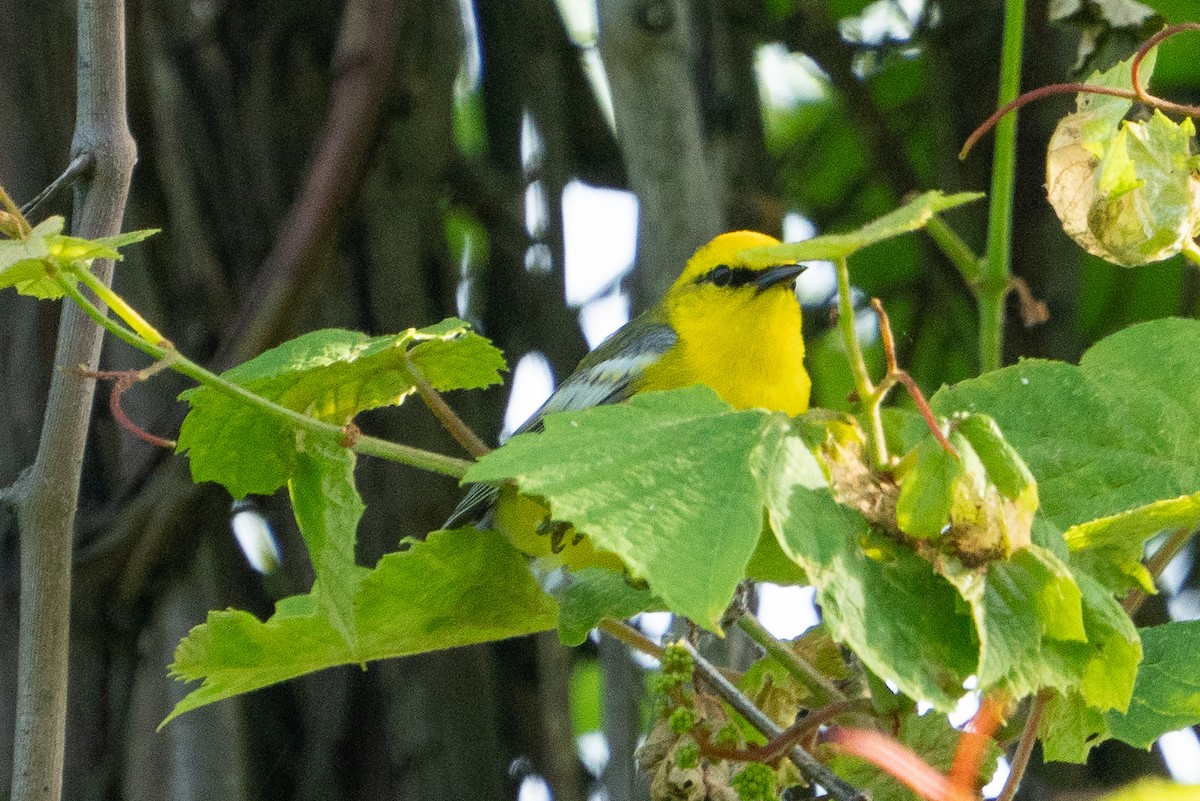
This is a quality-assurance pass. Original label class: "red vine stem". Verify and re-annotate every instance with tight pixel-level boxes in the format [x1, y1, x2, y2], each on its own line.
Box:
[67, 364, 178, 448]
[1132, 23, 1200, 107]
[961, 23, 1200, 159]
[871, 298, 959, 459]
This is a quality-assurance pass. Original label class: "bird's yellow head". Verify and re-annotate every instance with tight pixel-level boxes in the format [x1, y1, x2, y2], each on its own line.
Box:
[643, 231, 811, 415]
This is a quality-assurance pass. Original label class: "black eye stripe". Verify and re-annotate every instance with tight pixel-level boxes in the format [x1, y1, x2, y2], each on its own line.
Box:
[698, 264, 758, 288]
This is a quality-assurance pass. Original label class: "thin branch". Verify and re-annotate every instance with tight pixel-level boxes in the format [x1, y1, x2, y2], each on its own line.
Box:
[977, 0, 1024, 375]
[599, 618, 665, 661]
[869, 298, 957, 459]
[18, 154, 94, 219]
[996, 690, 1048, 801]
[947, 695, 1004, 796]
[406, 356, 491, 458]
[834, 257, 888, 467]
[1129, 23, 1200, 114]
[962, 24, 1200, 160]
[734, 613, 846, 705]
[1123, 526, 1198, 617]
[66, 366, 178, 448]
[678, 640, 865, 801]
[1007, 277, 1049, 327]
[11, 0, 137, 798]
[924, 213, 983, 288]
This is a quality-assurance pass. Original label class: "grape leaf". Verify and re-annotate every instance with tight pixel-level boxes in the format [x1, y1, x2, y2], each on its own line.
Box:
[467, 387, 771, 631]
[1035, 570, 1143, 762]
[177, 320, 504, 498]
[1066, 492, 1200, 594]
[1107, 620, 1200, 749]
[164, 528, 557, 726]
[939, 545, 1086, 701]
[0, 216, 63, 298]
[740, 190, 983, 267]
[931, 318, 1200, 537]
[0, 217, 160, 299]
[760, 431, 978, 709]
[288, 432, 367, 652]
[554, 567, 660, 646]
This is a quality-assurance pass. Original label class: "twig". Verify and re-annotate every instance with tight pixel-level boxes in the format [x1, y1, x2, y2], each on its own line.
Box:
[55, 274, 474, 479]
[405, 356, 491, 458]
[734, 613, 846, 705]
[19, 154, 94, 219]
[1129, 24, 1200, 114]
[10, 0, 137, 798]
[995, 690, 1048, 801]
[678, 640, 865, 801]
[947, 695, 1004, 796]
[598, 618, 665, 661]
[1123, 526, 1198, 617]
[924, 213, 982, 288]
[961, 24, 1200, 159]
[976, 0, 1024, 375]
[834, 257, 888, 468]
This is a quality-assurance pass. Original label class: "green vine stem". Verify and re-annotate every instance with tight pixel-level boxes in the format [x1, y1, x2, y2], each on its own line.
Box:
[925, 214, 983, 288]
[54, 271, 474, 480]
[978, 0, 1025, 374]
[834, 256, 888, 467]
[73, 262, 169, 344]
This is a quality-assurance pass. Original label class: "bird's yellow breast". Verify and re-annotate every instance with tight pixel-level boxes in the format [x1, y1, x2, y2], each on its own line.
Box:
[638, 280, 810, 415]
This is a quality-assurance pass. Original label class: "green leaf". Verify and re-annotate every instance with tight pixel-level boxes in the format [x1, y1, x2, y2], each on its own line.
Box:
[953, 412, 1038, 502]
[164, 528, 556, 726]
[1039, 689, 1110, 763]
[1066, 492, 1200, 594]
[92, 227, 160, 250]
[764, 439, 977, 709]
[895, 435, 964, 539]
[739, 190, 984, 266]
[468, 386, 770, 631]
[0, 216, 62, 298]
[554, 568, 659, 646]
[830, 710, 1002, 801]
[939, 545, 1087, 700]
[177, 320, 504, 498]
[931, 318, 1200, 534]
[1108, 620, 1200, 749]
[1037, 572, 1143, 761]
[288, 432, 367, 652]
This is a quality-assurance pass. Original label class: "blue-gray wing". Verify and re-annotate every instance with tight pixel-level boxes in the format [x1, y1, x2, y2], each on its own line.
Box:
[443, 319, 678, 529]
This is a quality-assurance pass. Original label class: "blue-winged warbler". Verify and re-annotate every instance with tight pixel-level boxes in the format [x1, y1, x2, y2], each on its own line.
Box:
[448, 230, 810, 564]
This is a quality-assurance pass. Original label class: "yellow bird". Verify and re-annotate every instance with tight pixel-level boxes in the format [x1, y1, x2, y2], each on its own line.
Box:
[447, 230, 810, 563]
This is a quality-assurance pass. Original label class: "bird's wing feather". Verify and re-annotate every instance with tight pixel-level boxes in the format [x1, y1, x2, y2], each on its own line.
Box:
[443, 316, 677, 529]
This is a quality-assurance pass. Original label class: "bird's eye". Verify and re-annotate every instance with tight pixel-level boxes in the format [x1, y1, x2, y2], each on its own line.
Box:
[709, 265, 733, 287]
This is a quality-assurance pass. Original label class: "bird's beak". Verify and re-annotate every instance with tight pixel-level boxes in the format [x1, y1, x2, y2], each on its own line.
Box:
[754, 263, 806, 294]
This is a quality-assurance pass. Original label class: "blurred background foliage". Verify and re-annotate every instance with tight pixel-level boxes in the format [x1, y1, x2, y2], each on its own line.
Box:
[1, 0, 1199, 799]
